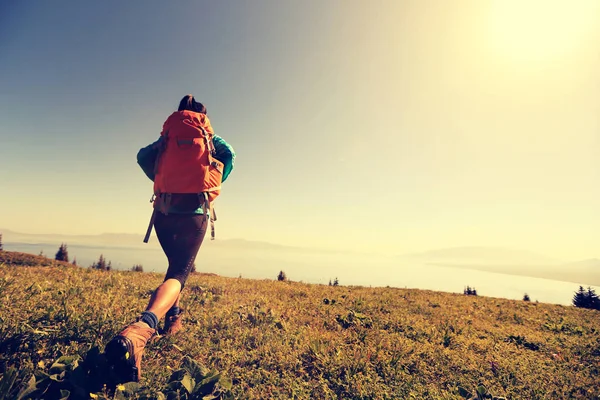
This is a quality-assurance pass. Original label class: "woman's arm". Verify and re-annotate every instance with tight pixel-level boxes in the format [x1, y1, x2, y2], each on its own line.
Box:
[136, 138, 163, 181]
[213, 135, 236, 183]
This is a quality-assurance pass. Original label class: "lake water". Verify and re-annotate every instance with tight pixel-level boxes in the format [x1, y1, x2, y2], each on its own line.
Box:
[4, 242, 597, 306]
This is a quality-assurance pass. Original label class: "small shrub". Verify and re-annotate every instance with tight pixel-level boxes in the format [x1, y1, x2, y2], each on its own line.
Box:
[131, 264, 144, 272]
[4, 349, 234, 399]
[458, 383, 506, 399]
[505, 335, 539, 351]
[464, 286, 478, 296]
[336, 310, 372, 329]
[523, 293, 530, 302]
[443, 331, 452, 348]
[55, 243, 69, 262]
[277, 270, 287, 281]
[90, 254, 111, 271]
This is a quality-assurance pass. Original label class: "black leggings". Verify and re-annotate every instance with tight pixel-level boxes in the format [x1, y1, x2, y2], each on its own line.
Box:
[154, 212, 208, 290]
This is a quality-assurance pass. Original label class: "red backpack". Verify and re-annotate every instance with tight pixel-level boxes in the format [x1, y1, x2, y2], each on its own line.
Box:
[143, 110, 224, 242]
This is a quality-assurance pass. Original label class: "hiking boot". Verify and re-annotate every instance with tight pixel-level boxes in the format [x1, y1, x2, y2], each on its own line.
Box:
[162, 308, 184, 335]
[105, 321, 156, 383]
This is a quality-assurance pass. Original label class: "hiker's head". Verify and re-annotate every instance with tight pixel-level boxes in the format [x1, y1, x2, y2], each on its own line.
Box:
[178, 94, 207, 114]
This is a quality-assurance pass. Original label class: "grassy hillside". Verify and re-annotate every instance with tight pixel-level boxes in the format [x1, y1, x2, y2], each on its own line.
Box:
[1, 250, 599, 399]
[0, 250, 76, 268]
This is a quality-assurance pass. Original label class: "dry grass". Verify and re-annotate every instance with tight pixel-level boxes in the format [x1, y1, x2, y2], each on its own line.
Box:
[1, 251, 599, 399]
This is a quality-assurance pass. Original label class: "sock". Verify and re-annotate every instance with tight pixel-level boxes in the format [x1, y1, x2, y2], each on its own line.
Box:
[167, 306, 181, 317]
[140, 311, 158, 330]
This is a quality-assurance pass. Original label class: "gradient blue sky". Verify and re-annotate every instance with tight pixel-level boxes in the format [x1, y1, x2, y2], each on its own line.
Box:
[1, 1, 598, 259]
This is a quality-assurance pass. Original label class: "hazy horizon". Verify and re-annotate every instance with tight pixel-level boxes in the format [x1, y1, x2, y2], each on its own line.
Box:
[3, 239, 599, 307]
[1, 225, 597, 261]
[3, 226, 599, 290]
[1, 1, 599, 261]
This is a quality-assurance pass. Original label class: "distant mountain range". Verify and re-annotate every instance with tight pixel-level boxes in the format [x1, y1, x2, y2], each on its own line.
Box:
[402, 246, 561, 265]
[401, 246, 599, 286]
[2, 228, 598, 286]
[0, 228, 351, 254]
[562, 258, 600, 269]
[1, 228, 152, 248]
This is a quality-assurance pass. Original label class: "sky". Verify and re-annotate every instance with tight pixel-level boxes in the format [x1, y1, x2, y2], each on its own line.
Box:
[0, 1, 598, 260]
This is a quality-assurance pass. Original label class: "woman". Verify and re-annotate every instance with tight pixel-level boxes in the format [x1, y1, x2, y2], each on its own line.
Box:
[105, 95, 236, 384]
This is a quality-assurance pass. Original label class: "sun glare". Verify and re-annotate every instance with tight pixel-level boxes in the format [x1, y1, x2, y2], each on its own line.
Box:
[486, 0, 599, 63]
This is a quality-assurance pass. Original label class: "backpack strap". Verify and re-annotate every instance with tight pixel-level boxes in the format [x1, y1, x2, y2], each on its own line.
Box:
[143, 194, 157, 243]
[210, 207, 217, 240]
[143, 209, 156, 243]
[199, 125, 217, 156]
[198, 127, 218, 240]
[199, 192, 217, 240]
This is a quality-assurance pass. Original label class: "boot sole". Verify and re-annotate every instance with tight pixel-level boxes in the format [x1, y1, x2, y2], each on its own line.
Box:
[105, 335, 139, 384]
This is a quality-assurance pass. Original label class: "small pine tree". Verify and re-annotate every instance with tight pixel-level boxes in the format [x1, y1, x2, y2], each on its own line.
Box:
[572, 286, 600, 310]
[131, 264, 144, 272]
[38, 250, 45, 257]
[277, 270, 287, 281]
[464, 286, 478, 296]
[333, 277, 339, 286]
[523, 293, 530, 302]
[98, 254, 106, 270]
[91, 254, 107, 270]
[55, 243, 69, 262]
[191, 263, 197, 274]
[72, 257, 77, 266]
[586, 287, 600, 310]
[107, 261, 112, 271]
[573, 286, 588, 308]
[0, 233, 3, 251]
[328, 279, 332, 286]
